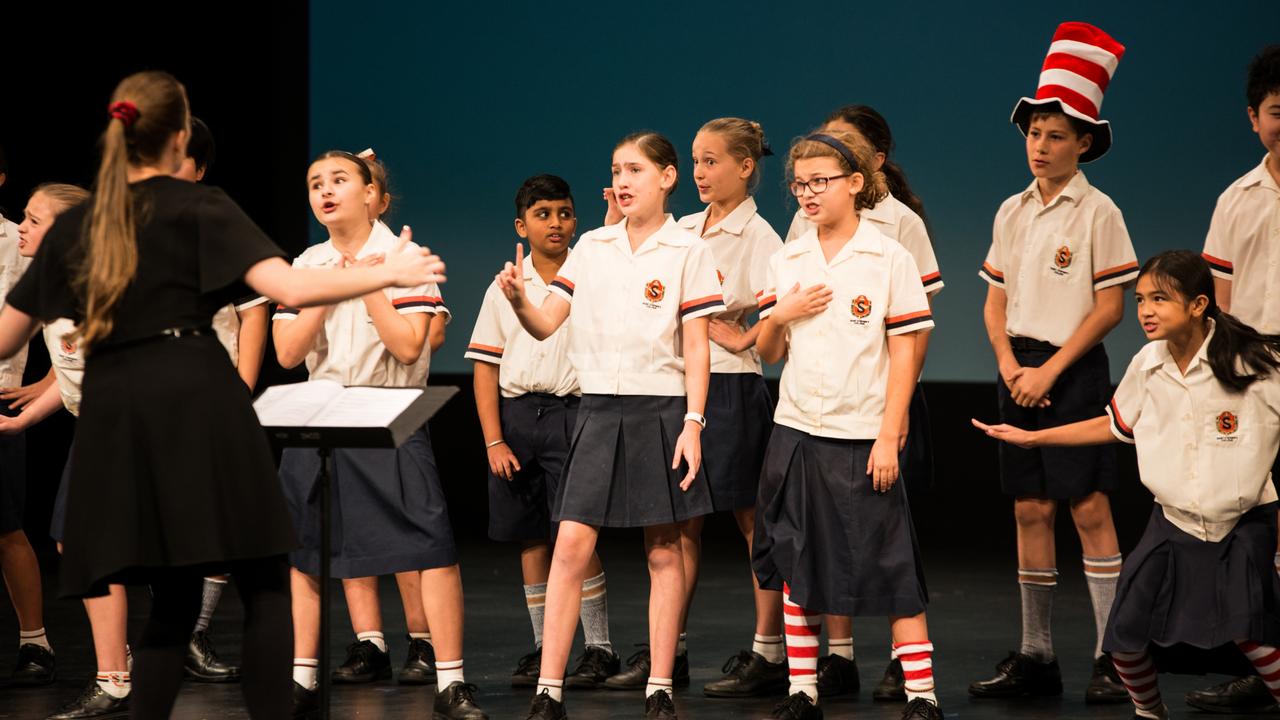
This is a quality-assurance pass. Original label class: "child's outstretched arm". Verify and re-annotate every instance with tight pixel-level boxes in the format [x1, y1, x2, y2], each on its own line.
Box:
[972, 415, 1114, 448]
[495, 243, 569, 340]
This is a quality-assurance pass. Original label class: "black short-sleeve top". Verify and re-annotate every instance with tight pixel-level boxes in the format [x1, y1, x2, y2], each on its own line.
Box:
[7, 176, 285, 347]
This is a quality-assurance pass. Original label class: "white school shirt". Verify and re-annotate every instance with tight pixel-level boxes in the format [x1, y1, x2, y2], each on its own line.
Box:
[1106, 320, 1280, 542]
[547, 216, 726, 396]
[465, 252, 578, 398]
[979, 172, 1139, 347]
[760, 221, 934, 440]
[212, 296, 269, 368]
[785, 193, 943, 296]
[0, 216, 30, 389]
[42, 318, 84, 417]
[676, 197, 782, 374]
[272, 221, 445, 387]
[1202, 156, 1280, 334]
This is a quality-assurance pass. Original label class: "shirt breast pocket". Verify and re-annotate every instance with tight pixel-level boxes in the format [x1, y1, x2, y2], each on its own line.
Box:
[1040, 233, 1091, 284]
[1203, 407, 1250, 451]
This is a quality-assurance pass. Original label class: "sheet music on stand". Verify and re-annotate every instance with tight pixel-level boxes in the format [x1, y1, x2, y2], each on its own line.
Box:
[254, 381, 459, 719]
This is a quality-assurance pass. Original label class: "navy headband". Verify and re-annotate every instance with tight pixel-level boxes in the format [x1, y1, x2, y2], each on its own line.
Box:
[804, 133, 859, 173]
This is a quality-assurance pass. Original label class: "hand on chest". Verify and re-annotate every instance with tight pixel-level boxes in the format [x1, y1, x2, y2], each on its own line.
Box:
[781, 262, 889, 331]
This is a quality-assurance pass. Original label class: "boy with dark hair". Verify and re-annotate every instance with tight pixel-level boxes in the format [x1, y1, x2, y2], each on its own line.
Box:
[466, 175, 619, 690]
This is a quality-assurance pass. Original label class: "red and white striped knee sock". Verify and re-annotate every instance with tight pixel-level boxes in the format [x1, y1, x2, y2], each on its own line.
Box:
[783, 584, 821, 702]
[1237, 640, 1280, 703]
[1111, 649, 1166, 719]
[894, 641, 937, 705]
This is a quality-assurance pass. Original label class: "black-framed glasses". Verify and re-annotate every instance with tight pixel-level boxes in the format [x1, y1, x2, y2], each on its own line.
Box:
[789, 174, 850, 196]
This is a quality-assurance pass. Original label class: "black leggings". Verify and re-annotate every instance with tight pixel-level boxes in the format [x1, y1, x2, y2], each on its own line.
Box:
[131, 555, 292, 719]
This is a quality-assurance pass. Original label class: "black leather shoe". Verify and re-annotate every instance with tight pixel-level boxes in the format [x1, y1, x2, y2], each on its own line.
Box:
[603, 645, 689, 690]
[1084, 654, 1129, 704]
[816, 654, 859, 696]
[644, 690, 678, 720]
[512, 648, 542, 688]
[332, 639, 392, 683]
[12, 643, 56, 686]
[433, 681, 489, 720]
[291, 681, 318, 719]
[770, 691, 824, 719]
[184, 630, 240, 682]
[399, 636, 437, 685]
[703, 650, 788, 697]
[873, 658, 906, 701]
[46, 679, 129, 719]
[524, 690, 567, 720]
[901, 697, 944, 719]
[968, 651, 1063, 698]
[1185, 675, 1278, 714]
[565, 645, 621, 689]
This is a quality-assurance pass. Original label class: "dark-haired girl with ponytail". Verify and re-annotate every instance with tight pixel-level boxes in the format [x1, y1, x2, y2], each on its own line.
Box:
[0, 71, 448, 719]
[976, 250, 1280, 720]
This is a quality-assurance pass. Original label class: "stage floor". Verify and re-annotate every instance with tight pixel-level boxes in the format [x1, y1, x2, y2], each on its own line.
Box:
[0, 531, 1242, 719]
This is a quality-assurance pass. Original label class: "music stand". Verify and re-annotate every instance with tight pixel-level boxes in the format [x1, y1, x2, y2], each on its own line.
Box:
[256, 384, 460, 719]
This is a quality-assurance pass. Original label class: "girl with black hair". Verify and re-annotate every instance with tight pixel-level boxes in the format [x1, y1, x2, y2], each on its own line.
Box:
[976, 250, 1280, 720]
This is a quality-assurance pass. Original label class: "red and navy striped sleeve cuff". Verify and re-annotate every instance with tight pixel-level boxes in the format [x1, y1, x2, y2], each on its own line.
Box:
[273, 303, 300, 319]
[1107, 398, 1135, 443]
[549, 276, 575, 299]
[464, 343, 504, 363]
[756, 290, 778, 317]
[979, 262, 1005, 287]
[393, 295, 443, 312]
[1093, 261, 1139, 290]
[921, 271, 943, 293]
[885, 309, 934, 335]
[1202, 252, 1233, 278]
[679, 294, 726, 321]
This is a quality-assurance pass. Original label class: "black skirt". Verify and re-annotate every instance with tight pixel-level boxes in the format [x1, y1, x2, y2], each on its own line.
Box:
[752, 424, 928, 617]
[49, 453, 71, 543]
[280, 425, 457, 578]
[1103, 502, 1280, 676]
[0, 404, 26, 534]
[58, 335, 298, 598]
[997, 340, 1117, 499]
[702, 373, 773, 512]
[900, 385, 934, 499]
[553, 394, 713, 528]
[488, 393, 578, 542]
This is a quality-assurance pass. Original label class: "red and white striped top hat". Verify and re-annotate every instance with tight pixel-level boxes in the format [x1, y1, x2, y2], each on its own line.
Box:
[1011, 21, 1126, 163]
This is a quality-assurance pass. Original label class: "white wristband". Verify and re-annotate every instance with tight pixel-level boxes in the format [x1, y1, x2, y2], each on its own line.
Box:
[683, 412, 707, 429]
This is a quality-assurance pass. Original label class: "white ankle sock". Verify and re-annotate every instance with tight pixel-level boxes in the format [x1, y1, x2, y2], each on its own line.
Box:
[535, 677, 563, 702]
[409, 631, 432, 645]
[19, 628, 52, 652]
[436, 659, 465, 691]
[96, 671, 130, 699]
[827, 637, 854, 661]
[753, 633, 784, 663]
[646, 677, 673, 698]
[356, 631, 387, 653]
[293, 659, 318, 690]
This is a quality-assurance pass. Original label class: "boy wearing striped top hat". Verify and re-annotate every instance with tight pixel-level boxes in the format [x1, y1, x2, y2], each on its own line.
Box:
[970, 21, 1136, 705]
[1185, 44, 1280, 716]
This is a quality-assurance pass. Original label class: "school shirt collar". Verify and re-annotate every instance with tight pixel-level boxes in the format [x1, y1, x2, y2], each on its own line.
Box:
[1236, 155, 1280, 194]
[860, 192, 895, 225]
[311, 220, 396, 265]
[1143, 319, 1216, 379]
[523, 249, 568, 291]
[592, 214, 689, 256]
[784, 215, 884, 266]
[1020, 170, 1091, 209]
[677, 196, 758, 237]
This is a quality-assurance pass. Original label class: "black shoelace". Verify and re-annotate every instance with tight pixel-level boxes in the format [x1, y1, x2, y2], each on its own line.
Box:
[721, 650, 754, 675]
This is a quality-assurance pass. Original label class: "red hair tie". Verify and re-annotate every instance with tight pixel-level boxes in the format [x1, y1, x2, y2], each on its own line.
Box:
[108, 101, 140, 128]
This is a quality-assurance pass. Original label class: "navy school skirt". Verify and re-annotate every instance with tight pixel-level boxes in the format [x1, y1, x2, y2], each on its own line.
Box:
[280, 425, 457, 578]
[1103, 502, 1280, 676]
[997, 340, 1117, 499]
[552, 394, 713, 528]
[901, 384, 934, 500]
[0, 404, 26, 535]
[752, 424, 928, 617]
[702, 373, 773, 512]
[487, 393, 579, 542]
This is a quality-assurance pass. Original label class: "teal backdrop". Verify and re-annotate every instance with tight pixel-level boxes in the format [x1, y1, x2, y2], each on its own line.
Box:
[309, 0, 1280, 381]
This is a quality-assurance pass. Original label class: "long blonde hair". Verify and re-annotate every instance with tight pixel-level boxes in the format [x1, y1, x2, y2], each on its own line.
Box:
[77, 71, 189, 348]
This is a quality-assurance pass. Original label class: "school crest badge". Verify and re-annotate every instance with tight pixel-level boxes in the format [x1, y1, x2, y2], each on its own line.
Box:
[1054, 246, 1073, 269]
[1216, 411, 1238, 435]
[645, 279, 665, 303]
[851, 295, 872, 319]
[61, 339, 76, 355]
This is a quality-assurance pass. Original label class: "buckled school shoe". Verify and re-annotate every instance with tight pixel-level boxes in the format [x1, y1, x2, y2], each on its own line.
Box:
[702, 649, 787, 697]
